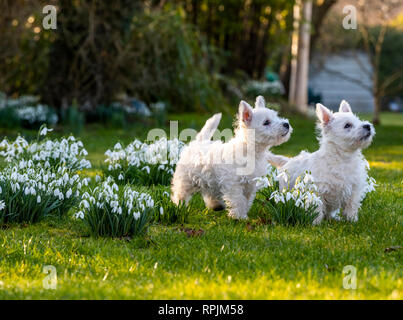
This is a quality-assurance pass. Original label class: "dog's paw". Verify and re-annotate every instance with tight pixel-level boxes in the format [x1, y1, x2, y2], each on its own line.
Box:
[345, 214, 359, 223]
[227, 212, 248, 220]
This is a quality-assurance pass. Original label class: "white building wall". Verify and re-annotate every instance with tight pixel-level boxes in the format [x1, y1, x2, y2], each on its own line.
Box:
[309, 51, 374, 112]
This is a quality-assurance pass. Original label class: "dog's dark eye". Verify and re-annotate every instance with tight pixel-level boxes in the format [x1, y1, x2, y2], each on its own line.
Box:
[263, 120, 270, 126]
[344, 123, 352, 129]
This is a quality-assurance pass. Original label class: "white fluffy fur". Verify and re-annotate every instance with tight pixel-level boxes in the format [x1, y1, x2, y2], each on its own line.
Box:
[171, 96, 292, 219]
[271, 100, 375, 224]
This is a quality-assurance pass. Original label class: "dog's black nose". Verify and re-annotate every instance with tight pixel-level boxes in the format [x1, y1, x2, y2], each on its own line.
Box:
[283, 122, 289, 129]
[363, 124, 371, 131]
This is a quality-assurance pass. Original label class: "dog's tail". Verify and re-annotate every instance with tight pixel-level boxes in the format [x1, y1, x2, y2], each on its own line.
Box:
[196, 113, 222, 141]
[267, 152, 290, 168]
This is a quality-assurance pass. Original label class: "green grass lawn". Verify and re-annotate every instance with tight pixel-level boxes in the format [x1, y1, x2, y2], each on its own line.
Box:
[0, 112, 402, 299]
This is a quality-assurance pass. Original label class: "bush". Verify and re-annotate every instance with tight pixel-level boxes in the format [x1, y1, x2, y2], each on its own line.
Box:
[104, 138, 184, 186]
[0, 93, 58, 129]
[75, 177, 154, 237]
[0, 125, 91, 172]
[60, 102, 85, 135]
[0, 160, 85, 224]
[126, 9, 224, 112]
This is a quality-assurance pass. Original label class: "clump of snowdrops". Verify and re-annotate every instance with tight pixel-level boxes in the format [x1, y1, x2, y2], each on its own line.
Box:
[254, 165, 321, 226]
[104, 138, 184, 186]
[255, 164, 377, 226]
[75, 177, 155, 237]
[0, 125, 91, 172]
[151, 188, 194, 224]
[0, 159, 87, 224]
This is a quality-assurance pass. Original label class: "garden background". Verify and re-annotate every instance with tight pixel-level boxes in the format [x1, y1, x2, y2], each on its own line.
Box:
[0, 0, 402, 299]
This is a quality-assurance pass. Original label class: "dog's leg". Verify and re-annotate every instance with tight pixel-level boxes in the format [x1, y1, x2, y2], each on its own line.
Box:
[244, 184, 257, 213]
[313, 202, 326, 225]
[222, 185, 248, 219]
[202, 193, 225, 211]
[342, 190, 361, 222]
[171, 173, 196, 205]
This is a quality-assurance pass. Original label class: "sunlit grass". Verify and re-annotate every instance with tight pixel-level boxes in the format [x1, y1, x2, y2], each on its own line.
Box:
[0, 112, 401, 299]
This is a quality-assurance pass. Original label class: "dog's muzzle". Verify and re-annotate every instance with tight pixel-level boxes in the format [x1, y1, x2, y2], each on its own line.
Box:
[281, 122, 290, 136]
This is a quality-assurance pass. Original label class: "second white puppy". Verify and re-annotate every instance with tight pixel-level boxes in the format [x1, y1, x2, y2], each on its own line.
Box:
[171, 96, 292, 219]
[274, 100, 375, 224]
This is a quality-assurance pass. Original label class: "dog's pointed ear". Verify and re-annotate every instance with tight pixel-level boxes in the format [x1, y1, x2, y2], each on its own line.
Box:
[255, 95, 266, 109]
[339, 100, 352, 113]
[239, 100, 253, 125]
[316, 103, 333, 125]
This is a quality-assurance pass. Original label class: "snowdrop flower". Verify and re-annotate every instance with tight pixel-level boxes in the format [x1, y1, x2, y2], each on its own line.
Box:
[133, 211, 140, 220]
[74, 211, 84, 219]
[37, 195, 41, 203]
[0, 200, 5, 210]
[66, 188, 72, 199]
[81, 200, 90, 209]
[118, 173, 124, 181]
[40, 127, 53, 136]
[160, 207, 164, 216]
[303, 174, 314, 184]
[54, 188, 61, 197]
[277, 171, 288, 183]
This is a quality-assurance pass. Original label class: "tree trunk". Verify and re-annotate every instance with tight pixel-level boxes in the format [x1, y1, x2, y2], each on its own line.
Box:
[288, 0, 301, 105]
[373, 95, 381, 125]
[294, 0, 312, 113]
[284, 0, 338, 99]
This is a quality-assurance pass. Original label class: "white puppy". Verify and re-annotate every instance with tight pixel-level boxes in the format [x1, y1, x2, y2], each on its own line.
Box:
[171, 96, 292, 219]
[273, 100, 375, 224]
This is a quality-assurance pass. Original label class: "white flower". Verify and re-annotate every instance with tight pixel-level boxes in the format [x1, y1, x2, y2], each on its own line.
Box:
[160, 207, 164, 215]
[118, 173, 124, 181]
[277, 171, 288, 183]
[81, 200, 90, 209]
[0, 200, 5, 210]
[133, 211, 140, 220]
[74, 211, 84, 219]
[66, 188, 72, 199]
[303, 174, 314, 184]
[37, 195, 41, 203]
[40, 127, 53, 136]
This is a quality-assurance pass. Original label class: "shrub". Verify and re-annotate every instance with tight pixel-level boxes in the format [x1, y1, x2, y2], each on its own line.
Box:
[151, 189, 193, 224]
[16, 104, 58, 129]
[0, 160, 85, 224]
[104, 138, 184, 186]
[0, 93, 58, 129]
[75, 177, 154, 237]
[255, 166, 321, 226]
[0, 126, 91, 172]
[128, 9, 224, 112]
[60, 102, 85, 135]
